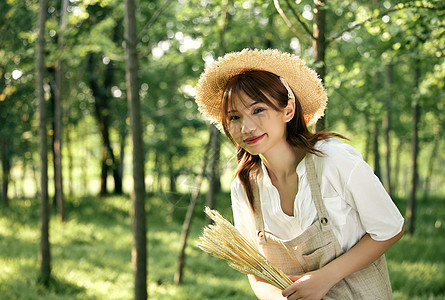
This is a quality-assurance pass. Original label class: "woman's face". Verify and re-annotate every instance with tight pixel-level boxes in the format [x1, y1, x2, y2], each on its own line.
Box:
[227, 91, 294, 156]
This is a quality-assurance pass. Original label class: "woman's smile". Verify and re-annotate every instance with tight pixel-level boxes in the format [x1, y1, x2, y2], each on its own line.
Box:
[244, 133, 266, 145]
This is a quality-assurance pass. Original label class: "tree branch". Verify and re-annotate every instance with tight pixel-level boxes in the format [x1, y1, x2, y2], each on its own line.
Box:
[273, 0, 311, 46]
[328, 1, 445, 43]
[138, 0, 175, 42]
[284, 0, 316, 40]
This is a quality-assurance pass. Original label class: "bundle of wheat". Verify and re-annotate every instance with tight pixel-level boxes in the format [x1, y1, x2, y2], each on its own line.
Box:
[198, 207, 293, 290]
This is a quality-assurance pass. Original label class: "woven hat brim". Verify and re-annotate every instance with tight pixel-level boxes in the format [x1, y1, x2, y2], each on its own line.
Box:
[195, 48, 327, 129]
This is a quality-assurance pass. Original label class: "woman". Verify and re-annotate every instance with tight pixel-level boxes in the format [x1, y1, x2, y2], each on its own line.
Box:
[195, 49, 404, 300]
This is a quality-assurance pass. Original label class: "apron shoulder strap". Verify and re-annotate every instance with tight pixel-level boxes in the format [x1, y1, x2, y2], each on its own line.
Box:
[305, 153, 332, 232]
[250, 172, 267, 245]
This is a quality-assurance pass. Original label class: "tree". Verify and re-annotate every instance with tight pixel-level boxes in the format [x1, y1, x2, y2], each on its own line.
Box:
[37, 0, 51, 287]
[175, 136, 211, 285]
[383, 64, 393, 196]
[406, 57, 421, 235]
[124, 0, 147, 298]
[205, 0, 231, 223]
[53, 0, 69, 221]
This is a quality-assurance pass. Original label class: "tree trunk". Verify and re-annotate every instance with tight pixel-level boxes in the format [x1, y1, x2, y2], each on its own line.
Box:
[124, 0, 147, 298]
[175, 136, 212, 285]
[373, 120, 381, 179]
[87, 53, 121, 195]
[66, 122, 73, 197]
[313, 0, 326, 132]
[1, 137, 10, 206]
[168, 154, 177, 193]
[118, 132, 126, 194]
[204, 2, 229, 221]
[155, 151, 163, 192]
[37, 0, 51, 286]
[206, 125, 220, 224]
[393, 139, 402, 195]
[364, 114, 372, 162]
[423, 131, 439, 200]
[82, 145, 89, 195]
[53, 0, 69, 221]
[406, 58, 421, 235]
[383, 64, 392, 196]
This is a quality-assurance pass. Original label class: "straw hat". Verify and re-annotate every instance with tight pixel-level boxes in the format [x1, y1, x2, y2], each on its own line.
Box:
[195, 48, 327, 129]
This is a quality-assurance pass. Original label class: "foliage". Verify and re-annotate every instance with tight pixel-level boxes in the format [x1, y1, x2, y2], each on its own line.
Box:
[1, 0, 444, 199]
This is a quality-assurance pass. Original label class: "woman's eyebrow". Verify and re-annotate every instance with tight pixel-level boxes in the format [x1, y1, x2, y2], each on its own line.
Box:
[227, 101, 261, 114]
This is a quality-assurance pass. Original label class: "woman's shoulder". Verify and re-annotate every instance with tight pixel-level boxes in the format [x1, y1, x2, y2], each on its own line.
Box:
[315, 138, 363, 163]
[312, 138, 365, 177]
[230, 176, 247, 197]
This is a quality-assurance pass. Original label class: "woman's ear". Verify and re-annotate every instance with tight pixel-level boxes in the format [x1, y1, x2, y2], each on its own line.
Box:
[283, 99, 296, 122]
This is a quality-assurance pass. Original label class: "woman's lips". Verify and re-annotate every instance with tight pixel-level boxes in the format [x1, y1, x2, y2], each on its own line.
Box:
[244, 133, 266, 145]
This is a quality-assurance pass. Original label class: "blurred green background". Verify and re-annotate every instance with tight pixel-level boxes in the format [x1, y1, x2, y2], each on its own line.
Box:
[1, 0, 444, 299]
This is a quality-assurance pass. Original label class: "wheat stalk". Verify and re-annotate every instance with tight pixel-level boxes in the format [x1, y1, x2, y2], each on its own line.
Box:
[197, 207, 293, 290]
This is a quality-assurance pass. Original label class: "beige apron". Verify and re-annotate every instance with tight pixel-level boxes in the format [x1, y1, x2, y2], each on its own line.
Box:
[252, 154, 392, 299]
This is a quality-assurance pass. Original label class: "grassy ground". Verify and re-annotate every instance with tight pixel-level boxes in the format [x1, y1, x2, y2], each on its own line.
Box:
[0, 193, 444, 299]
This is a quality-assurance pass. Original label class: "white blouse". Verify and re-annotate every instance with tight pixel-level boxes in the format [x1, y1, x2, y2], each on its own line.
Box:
[231, 138, 404, 252]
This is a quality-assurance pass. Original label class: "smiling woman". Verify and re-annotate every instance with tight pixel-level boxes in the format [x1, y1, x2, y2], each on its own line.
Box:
[194, 48, 405, 300]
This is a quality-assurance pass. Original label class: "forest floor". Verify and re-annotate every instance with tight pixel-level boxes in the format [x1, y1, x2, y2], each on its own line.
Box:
[0, 192, 444, 299]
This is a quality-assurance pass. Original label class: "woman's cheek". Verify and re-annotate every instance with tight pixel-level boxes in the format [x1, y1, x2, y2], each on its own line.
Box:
[229, 125, 243, 144]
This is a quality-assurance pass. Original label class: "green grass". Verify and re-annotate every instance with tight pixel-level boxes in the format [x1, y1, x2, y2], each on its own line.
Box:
[0, 193, 444, 299]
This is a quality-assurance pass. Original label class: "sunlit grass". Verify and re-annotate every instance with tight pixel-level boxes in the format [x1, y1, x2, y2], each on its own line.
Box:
[0, 194, 444, 299]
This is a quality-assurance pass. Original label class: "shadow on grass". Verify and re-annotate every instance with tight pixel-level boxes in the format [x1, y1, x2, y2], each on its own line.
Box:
[44, 276, 89, 299]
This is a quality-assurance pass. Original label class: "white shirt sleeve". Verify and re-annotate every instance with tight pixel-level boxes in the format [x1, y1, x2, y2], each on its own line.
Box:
[316, 139, 404, 245]
[343, 159, 405, 241]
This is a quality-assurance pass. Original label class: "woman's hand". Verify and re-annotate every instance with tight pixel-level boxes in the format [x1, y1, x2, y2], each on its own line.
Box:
[282, 226, 405, 299]
[282, 269, 334, 300]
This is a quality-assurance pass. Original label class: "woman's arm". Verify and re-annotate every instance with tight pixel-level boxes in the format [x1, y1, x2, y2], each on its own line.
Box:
[248, 274, 287, 300]
[282, 225, 405, 300]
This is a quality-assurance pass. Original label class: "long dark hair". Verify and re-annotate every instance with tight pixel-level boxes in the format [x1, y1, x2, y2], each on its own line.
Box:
[220, 70, 343, 211]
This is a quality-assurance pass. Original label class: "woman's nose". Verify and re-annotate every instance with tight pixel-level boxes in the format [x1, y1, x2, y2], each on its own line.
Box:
[241, 116, 256, 134]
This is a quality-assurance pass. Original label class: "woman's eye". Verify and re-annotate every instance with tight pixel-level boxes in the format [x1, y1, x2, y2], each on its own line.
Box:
[253, 107, 265, 114]
[229, 115, 240, 121]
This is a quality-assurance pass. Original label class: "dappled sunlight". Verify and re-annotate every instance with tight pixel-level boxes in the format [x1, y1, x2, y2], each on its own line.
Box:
[1, 193, 444, 298]
[390, 261, 445, 298]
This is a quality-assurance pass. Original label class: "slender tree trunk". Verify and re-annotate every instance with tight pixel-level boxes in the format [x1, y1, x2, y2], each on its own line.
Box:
[1, 137, 10, 206]
[155, 151, 163, 192]
[423, 132, 439, 200]
[406, 58, 421, 235]
[373, 120, 381, 179]
[168, 154, 177, 193]
[118, 132, 126, 194]
[49, 76, 57, 207]
[393, 139, 402, 195]
[383, 64, 392, 196]
[87, 53, 121, 195]
[364, 114, 372, 162]
[53, 0, 69, 221]
[206, 125, 220, 224]
[175, 137, 212, 285]
[100, 148, 108, 195]
[82, 145, 88, 195]
[37, 0, 51, 286]
[66, 122, 73, 197]
[205, 0, 229, 223]
[32, 158, 40, 198]
[124, 1, 147, 298]
[313, 0, 326, 132]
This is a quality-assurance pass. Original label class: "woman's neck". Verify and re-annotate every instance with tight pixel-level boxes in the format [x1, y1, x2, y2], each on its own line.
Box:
[259, 141, 305, 181]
